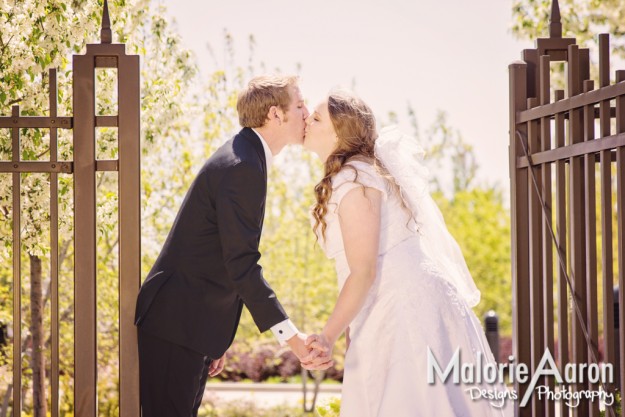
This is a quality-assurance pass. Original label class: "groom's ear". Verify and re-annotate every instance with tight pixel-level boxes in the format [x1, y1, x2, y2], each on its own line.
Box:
[268, 105, 284, 125]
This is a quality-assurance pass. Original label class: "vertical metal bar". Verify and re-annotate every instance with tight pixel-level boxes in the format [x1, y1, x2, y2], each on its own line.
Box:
[598, 34, 617, 406]
[616, 69, 625, 402]
[11, 105, 21, 417]
[539, 54, 555, 417]
[554, 89, 568, 417]
[509, 60, 532, 417]
[568, 43, 589, 417]
[523, 49, 540, 101]
[599, 34, 611, 93]
[49, 68, 60, 417]
[527, 96, 545, 417]
[580, 49, 590, 84]
[583, 79, 600, 417]
[73, 53, 97, 417]
[117, 53, 141, 417]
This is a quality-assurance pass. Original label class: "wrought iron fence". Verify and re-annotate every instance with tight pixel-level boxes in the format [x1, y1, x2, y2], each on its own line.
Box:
[509, 1, 625, 416]
[0, 2, 141, 416]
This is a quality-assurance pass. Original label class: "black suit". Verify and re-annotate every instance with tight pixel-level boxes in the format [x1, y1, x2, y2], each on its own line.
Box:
[135, 128, 288, 415]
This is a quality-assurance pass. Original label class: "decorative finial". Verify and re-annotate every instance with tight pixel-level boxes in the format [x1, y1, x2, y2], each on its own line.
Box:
[549, 0, 562, 38]
[101, 0, 112, 44]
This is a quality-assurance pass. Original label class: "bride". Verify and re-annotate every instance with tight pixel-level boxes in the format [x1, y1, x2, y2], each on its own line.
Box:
[300, 90, 512, 416]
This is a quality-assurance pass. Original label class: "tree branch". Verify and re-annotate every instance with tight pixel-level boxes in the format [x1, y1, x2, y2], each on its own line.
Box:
[0, 34, 16, 58]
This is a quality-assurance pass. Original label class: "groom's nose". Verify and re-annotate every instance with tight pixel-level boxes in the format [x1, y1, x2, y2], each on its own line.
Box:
[302, 105, 310, 119]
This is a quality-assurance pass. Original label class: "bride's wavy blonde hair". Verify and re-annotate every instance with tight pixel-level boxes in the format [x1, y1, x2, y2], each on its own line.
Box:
[312, 90, 399, 239]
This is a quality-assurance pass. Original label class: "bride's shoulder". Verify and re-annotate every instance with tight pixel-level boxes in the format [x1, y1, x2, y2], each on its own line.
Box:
[343, 157, 377, 173]
[331, 158, 389, 198]
[346, 155, 374, 166]
[332, 158, 374, 183]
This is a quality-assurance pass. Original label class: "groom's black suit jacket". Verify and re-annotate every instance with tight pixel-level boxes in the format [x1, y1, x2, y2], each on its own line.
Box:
[135, 128, 288, 359]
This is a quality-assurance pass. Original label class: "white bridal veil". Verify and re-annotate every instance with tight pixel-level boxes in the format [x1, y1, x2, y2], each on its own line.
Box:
[374, 125, 481, 307]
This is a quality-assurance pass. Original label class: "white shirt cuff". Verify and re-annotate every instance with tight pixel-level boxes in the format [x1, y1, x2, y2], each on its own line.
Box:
[270, 319, 299, 346]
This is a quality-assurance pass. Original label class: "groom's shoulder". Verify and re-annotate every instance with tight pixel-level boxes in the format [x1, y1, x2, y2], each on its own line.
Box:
[204, 128, 263, 171]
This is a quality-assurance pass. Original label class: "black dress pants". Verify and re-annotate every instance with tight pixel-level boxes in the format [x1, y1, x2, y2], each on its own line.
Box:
[138, 327, 213, 417]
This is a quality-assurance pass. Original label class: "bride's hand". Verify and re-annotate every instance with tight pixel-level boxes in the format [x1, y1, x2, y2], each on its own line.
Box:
[208, 353, 226, 377]
[301, 333, 334, 371]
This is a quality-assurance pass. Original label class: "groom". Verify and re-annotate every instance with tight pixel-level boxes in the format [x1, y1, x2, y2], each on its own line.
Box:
[135, 75, 321, 416]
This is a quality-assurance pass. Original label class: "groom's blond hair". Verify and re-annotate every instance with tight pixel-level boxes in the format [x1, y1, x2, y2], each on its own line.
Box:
[237, 75, 299, 128]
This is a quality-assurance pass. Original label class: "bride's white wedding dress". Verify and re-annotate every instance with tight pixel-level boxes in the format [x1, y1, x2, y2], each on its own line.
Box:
[315, 160, 512, 417]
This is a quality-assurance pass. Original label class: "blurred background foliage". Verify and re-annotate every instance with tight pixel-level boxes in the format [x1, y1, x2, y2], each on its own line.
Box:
[0, 0, 535, 414]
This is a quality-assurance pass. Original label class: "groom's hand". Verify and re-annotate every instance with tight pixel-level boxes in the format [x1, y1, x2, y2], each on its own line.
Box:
[208, 354, 226, 377]
[286, 332, 319, 362]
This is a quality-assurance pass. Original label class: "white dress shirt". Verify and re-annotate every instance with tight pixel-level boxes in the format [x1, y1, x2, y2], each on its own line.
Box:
[251, 128, 300, 346]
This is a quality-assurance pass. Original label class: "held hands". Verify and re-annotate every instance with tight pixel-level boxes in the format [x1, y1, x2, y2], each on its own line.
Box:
[286, 332, 334, 371]
[301, 333, 334, 371]
[286, 332, 316, 361]
[286, 331, 327, 367]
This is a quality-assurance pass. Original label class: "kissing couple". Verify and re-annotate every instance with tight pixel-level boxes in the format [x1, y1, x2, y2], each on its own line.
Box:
[134, 75, 512, 417]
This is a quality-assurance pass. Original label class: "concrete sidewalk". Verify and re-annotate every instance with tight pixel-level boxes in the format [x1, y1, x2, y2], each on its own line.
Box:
[203, 382, 341, 408]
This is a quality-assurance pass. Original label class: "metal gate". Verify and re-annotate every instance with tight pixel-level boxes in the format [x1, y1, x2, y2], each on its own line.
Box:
[0, 2, 141, 416]
[509, 0, 625, 416]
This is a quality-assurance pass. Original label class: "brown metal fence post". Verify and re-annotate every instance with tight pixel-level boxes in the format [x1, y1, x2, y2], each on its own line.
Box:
[553, 89, 568, 417]
[527, 92, 546, 417]
[509, 59, 532, 417]
[11, 105, 22, 417]
[73, 39, 98, 417]
[49, 68, 60, 417]
[567, 42, 590, 417]
[117, 36, 141, 417]
[616, 69, 625, 408]
[539, 53, 556, 417]
[583, 77, 600, 417]
[72, 1, 141, 415]
[598, 34, 617, 411]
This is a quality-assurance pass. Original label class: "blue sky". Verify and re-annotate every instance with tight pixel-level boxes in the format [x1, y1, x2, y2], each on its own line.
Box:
[158, 0, 535, 195]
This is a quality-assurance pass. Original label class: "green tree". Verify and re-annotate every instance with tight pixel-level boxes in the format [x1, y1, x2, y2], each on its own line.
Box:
[422, 111, 478, 196]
